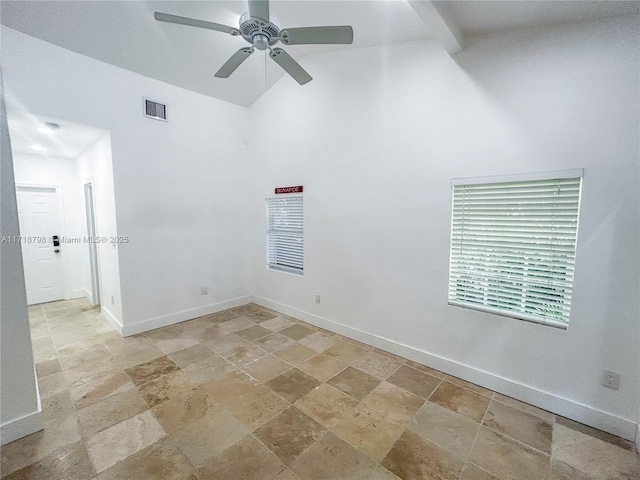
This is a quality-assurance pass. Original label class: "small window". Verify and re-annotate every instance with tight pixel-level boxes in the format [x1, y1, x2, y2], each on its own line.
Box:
[266, 195, 303, 275]
[448, 171, 583, 329]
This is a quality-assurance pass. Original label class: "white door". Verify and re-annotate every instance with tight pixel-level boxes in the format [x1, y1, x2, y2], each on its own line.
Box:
[16, 187, 65, 305]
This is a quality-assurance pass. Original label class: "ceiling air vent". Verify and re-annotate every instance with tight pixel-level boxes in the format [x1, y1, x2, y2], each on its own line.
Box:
[143, 98, 167, 122]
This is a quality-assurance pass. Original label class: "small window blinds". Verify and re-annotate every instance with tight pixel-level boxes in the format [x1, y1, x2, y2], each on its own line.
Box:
[266, 195, 303, 275]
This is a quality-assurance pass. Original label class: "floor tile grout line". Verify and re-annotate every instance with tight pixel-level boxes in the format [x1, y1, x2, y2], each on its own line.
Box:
[463, 391, 495, 464]
[480, 396, 555, 459]
[481, 421, 553, 458]
[154, 434, 202, 479]
[491, 394, 556, 423]
[459, 461, 500, 480]
[243, 432, 291, 479]
[321, 362, 447, 472]
[44, 302, 101, 478]
[425, 376, 447, 403]
[348, 351, 406, 382]
[442, 374, 494, 398]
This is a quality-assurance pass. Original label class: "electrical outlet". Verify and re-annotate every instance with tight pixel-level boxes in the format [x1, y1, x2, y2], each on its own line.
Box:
[601, 370, 620, 390]
[201, 286, 209, 295]
[315, 294, 320, 304]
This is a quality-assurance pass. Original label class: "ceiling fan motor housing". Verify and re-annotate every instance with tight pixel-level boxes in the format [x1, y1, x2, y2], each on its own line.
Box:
[239, 11, 281, 50]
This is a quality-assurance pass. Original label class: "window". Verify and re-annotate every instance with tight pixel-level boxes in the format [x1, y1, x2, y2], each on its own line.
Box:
[266, 195, 303, 275]
[448, 171, 583, 329]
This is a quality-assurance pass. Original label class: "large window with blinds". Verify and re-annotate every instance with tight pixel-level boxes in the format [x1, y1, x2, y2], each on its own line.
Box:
[266, 195, 303, 275]
[448, 171, 583, 329]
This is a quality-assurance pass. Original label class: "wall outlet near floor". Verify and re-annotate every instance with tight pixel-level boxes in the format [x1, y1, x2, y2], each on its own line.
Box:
[601, 370, 620, 390]
[201, 286, 209, 295]
[315, 294, 321, 304]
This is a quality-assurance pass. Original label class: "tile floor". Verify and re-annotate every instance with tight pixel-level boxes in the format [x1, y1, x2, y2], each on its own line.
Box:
[1, 299, 639, 480]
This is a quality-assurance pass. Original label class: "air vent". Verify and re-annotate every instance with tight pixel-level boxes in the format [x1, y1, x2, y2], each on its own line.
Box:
[143, 98, 167, 122]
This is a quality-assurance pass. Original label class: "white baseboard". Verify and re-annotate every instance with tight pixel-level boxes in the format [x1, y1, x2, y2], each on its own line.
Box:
[371, 335, 637, 441]
[121, 295, 253, 337]
[83, 289, 94, 304]
[255, 296, 373, 345]
[68, 290, 86, 300]
[253, 296, 638, 442]
[100, 306, 123, 336]
[1, 366, 43, 445]
[1, 409, 43, 446]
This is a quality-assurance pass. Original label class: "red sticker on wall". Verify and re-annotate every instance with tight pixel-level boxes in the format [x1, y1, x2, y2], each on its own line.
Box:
[275, 186, 303, 194]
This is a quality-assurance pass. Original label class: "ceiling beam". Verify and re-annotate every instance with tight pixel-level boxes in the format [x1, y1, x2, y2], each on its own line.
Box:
[408, 0, 464, 54]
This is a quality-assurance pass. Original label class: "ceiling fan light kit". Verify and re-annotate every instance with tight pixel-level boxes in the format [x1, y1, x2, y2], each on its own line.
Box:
[154, 0, 353, 85]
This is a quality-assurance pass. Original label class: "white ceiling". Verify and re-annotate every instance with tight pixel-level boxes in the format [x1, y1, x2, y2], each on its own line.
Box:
[7, 111, 108, 159]
[439, 1, 639, 35]
[0, 1, 430, 106]
[2, 1, 638, 107]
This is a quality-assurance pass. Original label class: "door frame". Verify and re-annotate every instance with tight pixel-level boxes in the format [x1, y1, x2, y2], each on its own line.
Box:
[83, 180, 101, 306]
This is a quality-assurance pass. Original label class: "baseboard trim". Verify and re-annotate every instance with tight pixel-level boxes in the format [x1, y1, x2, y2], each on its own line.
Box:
[121, 295, 253, 337]
[83, 289, 94, 304]
[253, 296, 638, 441]
[0, 408, 43, 446]
[371, 335, 637, 441]
[254, 296, 373, 345]
[100, 306, 123, 336]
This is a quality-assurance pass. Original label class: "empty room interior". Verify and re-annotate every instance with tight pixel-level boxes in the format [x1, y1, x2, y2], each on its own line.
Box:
[0, 1, 639, 479]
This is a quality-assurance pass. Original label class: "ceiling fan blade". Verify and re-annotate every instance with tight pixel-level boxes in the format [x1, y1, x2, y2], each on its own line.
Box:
[215, 48, 254, 78]
[269, 48, 312, 85]
[154, 12, 240, 36]
[280, 26, 354, 45]
[248, 0, 269, 20]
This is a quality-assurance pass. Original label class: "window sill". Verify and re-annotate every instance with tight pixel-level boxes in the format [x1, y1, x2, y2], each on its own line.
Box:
[448, 301, 568, 330]
[267, 265, 304, 277]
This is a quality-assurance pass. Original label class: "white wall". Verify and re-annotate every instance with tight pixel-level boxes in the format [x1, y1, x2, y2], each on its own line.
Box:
[0, 71, 42, 445]
[13, 152, 90, 301]
[248, 16, 640, 439]
[2, 27, 253, 333]
[76, 133, 123, 322]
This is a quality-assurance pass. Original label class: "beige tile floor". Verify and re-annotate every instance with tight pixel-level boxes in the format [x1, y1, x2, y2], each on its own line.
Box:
[2, 299, 639, 480]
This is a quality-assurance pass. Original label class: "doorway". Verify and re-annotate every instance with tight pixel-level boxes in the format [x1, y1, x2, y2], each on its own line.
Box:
[16, 186, 65, 305]
[84, 182, 101, 305]
[9, 111, 118, 312]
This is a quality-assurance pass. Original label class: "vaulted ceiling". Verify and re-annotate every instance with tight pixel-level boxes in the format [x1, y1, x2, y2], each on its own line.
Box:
[2, 1, 638, 107]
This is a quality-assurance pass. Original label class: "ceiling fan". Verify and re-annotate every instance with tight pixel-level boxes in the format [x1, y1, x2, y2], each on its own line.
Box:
[154, 0, 354, 85]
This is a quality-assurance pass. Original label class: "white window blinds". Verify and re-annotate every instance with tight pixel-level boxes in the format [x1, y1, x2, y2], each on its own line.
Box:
[266, 195, 303, 275]
[448, 174, 582, 329]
